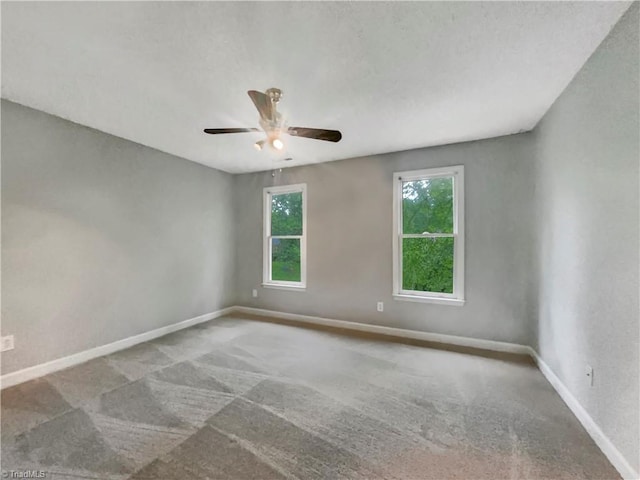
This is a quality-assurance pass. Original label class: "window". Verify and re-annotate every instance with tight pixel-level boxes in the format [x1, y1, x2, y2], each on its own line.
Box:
[263, 184, 306, 289]
[393, 166, 464, 305]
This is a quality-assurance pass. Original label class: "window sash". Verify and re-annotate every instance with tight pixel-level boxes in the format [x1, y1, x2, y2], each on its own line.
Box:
[393, 166, 464, 301]
[263, 184, 307, 288]
[268, 235, 303, 240]
[401, 233, 455, 239]
[397, 235, 457, 298]
[267, 235, 303, 285]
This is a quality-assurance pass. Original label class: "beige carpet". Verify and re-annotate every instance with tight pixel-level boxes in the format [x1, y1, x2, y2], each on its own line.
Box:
[1, 315, 620, 479]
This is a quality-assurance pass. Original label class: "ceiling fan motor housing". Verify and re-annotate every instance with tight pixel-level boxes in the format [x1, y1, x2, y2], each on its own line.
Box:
[266, 88, 283, 104]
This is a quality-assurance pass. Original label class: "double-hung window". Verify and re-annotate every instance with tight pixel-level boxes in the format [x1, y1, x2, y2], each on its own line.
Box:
[263, 184, 307, 289]
[393, 166, 464, 305]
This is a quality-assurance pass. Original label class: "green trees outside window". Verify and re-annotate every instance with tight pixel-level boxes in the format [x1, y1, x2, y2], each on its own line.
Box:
[401, 176, 455, 294]
[270, 191, 303, 282]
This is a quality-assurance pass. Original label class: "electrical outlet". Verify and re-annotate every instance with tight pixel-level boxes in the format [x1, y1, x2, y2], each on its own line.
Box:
[252, 289, 258, 298]
[1, 335, 15, 352]
[586, 365, 594, 387]
[376, 302, 384, 312]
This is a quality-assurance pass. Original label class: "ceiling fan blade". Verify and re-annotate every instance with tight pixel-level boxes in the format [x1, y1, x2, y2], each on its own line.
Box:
[203, 128, 260, 134]
[287, 127, 342, 143]
[247, 90, 274, 121]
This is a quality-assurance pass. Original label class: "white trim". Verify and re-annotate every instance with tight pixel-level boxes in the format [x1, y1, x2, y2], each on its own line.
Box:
[401, 233, 454, 238]
[261, 283, 306, 292]
[392, 165, 465, 303]
[263, 183, 307, 195]
[397, 166, 460, 180]
[263, 183, 307, 288]
[393, 294, 465, 306]
[529, 348, 639, 480]
[0, 307, 234, 390]
[233, 305, 529, 354]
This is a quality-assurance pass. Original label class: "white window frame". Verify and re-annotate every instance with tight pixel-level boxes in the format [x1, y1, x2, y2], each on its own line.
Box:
[263, 183, 307, 291]
[392, 165, 465, 306]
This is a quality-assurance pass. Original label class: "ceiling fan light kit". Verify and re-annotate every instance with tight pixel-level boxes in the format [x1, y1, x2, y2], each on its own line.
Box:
[204, 88, 342, 153]
[270, 137, 284, 150]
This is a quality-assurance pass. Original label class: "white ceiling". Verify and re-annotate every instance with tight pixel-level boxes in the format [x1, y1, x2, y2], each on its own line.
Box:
[1, 2, 631, 173]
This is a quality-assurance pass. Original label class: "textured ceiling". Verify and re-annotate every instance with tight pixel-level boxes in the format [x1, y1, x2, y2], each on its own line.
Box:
[1, 2, 631, 173]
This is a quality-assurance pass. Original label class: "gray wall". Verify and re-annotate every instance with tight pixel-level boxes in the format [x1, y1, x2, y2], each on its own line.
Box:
[235, 133, 536, 345]
[1, 100, 236, 375]
[532, 3, 639, 473]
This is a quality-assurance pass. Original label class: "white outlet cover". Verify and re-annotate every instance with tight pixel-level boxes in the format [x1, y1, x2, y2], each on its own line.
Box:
[252, 289, 258, 298]
[586, 365, 594, 386]
[377, 302, 384, 312]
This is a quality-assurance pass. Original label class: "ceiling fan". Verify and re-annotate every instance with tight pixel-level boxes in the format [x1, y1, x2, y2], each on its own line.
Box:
[203, 88, 342, 151]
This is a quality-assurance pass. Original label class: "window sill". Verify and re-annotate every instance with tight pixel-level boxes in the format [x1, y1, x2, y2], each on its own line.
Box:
[393, 294, 465, 306]
[262, 283, 307, 292]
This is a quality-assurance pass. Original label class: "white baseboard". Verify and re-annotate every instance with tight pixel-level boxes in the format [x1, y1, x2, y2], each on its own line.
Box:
[0, 306, 235, 390]
[529, 347, 639, 480]
[232, 306, 531, 355]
